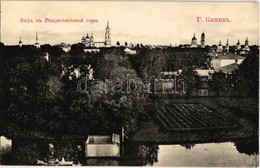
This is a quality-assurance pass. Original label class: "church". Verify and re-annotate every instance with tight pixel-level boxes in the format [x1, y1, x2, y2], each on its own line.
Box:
[190, 31, 205, 48]
[81, 22, 111, 48]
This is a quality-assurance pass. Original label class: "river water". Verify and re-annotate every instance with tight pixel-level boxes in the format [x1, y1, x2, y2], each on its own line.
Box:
[152, 142, 258, 167]
[0, 137, 258, 166]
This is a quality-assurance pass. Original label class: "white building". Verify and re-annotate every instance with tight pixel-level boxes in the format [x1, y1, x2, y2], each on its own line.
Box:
[124, 48, 137, 55]
[85, 134, 120, 157]
[195, 69, 214, 77]
[214, 63, 239, 74]
[208, 52, 245, 69]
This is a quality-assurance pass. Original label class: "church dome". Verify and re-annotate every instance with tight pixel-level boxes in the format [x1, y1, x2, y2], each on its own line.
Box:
[192, 36, 197, 40]
[201, 32, 205, 37]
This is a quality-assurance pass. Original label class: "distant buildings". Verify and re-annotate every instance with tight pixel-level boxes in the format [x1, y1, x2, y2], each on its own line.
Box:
[19, 37, 22, 47]
[81, 22, 111, 48]
[185, 32, 206, 48]
[191, 32, 206, 48]
[34, 32, 40, 49]
[18, 32, 40, 49]
[59, 43, 71, 52]
[216, 41, 223, 52]
[235, 38, 250, 55]
[208, 37, 250, 73]
[225, 39, 229, 52]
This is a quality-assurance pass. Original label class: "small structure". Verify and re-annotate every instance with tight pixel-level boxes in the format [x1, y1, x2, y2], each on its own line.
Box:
[195, 69, 214, 79]
[0, 136, 12, 149]
[85, 134, 120, 158]
[124, 48, 137, 55]
[84, 48, 100, 53]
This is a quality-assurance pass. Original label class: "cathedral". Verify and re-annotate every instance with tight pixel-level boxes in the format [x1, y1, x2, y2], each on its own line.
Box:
[81, 22, 111, 48]
[235, 38, 250, 55]
[190, 32, 205, 48]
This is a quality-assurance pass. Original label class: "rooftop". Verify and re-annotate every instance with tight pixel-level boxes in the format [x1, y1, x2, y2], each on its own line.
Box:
[208, 52, 245, 60]
[215, 63, 239, 73]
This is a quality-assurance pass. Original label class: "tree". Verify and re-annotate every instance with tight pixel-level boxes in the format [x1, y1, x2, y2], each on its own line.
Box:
[237, 50, 259, 97]
[179, 67, 200, 97]
[209, 72, 229, 97]
[0, 45, 151, 139]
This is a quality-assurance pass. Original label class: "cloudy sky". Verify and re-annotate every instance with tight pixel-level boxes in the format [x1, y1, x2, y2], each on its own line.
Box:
[1, 1, 259, 46]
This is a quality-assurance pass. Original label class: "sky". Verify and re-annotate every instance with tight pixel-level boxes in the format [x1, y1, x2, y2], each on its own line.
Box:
[1, 1, 259, 46]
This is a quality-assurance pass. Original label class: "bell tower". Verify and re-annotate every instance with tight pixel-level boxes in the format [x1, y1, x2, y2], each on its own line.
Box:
[105, 22, 111, 47]
[225, 38, 229, 52]
[200, 31, 205, 48]
[35, 32, 40, 49]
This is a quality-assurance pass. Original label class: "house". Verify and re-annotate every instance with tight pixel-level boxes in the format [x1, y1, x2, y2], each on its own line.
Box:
[195, 69, 214, 79]
[124, 48, 137, 55]
[85, 134, 121, 158]
[208, 52, 245, 69]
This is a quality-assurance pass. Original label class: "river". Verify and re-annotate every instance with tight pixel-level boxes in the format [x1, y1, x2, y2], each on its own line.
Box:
[0, 137, 258, 166]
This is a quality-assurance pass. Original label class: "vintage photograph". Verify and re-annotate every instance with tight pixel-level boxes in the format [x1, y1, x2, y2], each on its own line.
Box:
[0, 1, 259, 166]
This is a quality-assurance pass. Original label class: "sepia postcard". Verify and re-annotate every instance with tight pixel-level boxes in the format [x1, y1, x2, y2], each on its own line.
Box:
[0, 0, 259, 166]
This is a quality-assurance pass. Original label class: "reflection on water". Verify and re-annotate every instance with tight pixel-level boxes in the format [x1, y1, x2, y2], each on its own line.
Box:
[120, 143, 159, 166]
[0, 138, 258, 166]
[153, 142, 258, 167]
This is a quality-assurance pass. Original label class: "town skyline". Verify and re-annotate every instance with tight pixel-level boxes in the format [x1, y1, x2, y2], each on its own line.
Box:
[1, 1, 259, 46]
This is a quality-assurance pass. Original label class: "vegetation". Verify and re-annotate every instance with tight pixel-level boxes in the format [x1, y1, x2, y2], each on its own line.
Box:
[156, 104, 236, 131]
[0, 44, 152, 139]
[0, 43, 258, 140]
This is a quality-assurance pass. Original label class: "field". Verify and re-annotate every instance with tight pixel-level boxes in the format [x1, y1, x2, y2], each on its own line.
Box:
[156, 104, 237, 131]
